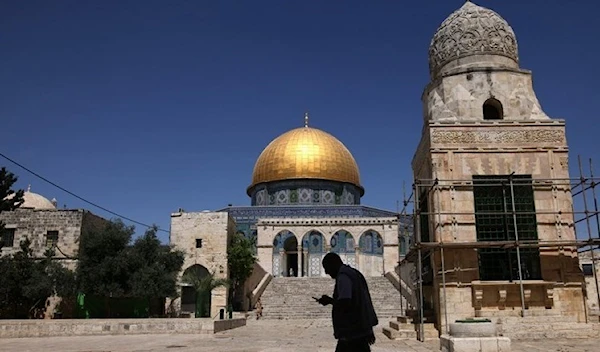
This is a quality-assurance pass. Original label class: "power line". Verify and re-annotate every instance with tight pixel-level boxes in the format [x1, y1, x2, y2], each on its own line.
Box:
[0, 152, 169, 234]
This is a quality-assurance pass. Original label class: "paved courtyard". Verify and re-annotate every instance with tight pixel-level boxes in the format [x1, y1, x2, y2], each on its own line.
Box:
[0, 319, 599, 352]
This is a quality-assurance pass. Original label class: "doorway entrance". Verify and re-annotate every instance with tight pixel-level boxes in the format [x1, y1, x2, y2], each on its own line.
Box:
[284, 236, 298, 277]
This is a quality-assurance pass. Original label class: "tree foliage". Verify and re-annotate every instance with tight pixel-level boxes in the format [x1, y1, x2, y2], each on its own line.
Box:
[227, 232, 256, 302]
[0, 167, 24, 249]
[77, 219, 134, 298]
[128, 226, 184, 299]
[0, 238, 75, 318]
[77, 221, 184, 300]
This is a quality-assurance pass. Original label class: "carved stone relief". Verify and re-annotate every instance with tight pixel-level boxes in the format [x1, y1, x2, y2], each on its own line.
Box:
[431, 129, 565, 145]
[429, 2, 519, 77]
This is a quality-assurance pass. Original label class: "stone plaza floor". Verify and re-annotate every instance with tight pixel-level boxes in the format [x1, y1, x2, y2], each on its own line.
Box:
[0, 319, 599, 352]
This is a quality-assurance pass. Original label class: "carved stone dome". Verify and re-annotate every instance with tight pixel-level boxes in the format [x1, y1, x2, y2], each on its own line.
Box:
[428, 1, 519, 79]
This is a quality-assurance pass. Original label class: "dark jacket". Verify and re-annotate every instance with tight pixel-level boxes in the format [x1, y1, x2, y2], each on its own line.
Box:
[332, 265, 378, 340]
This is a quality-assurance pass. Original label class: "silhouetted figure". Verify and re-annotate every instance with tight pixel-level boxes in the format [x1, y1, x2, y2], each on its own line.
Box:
[316, 253, 378, 352]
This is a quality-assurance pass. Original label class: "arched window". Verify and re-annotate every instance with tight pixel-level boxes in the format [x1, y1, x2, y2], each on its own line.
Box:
[483, 98, 503, 120]
[302, 231, 325, 254]
[273, 230, 295, 254]
[360, 230, 384, 255]
[331, 230, 355, 254]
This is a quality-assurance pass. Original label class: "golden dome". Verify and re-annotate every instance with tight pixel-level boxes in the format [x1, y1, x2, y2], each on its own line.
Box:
[249, 126, 362, 192]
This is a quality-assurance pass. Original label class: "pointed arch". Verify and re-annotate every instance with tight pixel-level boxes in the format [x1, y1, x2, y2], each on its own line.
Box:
[272, 230, 297, 254]
[272, 230, 299, 277]
[330, 230, 355, 254]
[302, 230, 325, 254]
[360, 230, 384, 255]
[302, 230, 326, 277]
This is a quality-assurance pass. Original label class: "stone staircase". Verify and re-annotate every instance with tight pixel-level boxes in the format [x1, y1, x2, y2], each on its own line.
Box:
[260, 277, 404, 320]
[485, 314, 600, 340]
[382, 309, 439, 341]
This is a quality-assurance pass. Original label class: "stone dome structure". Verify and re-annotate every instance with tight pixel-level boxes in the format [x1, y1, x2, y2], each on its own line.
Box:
[4, 187, 57, 210]
[428, 1, 519, 79]
[249, 125, 361, 191]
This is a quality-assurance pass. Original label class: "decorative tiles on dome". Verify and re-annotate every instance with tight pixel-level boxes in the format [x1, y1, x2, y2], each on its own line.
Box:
[250, 180, 361, 206]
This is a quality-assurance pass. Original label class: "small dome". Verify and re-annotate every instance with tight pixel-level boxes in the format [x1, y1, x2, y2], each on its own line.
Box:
[248, 125, 362, 193]
[21, 191, 57, 210]
[4, 187, 57, 210]
[428, 1, 519, 78]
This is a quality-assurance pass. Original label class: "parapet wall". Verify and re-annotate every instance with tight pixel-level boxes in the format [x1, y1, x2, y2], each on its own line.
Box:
[0, 318, 246, 338]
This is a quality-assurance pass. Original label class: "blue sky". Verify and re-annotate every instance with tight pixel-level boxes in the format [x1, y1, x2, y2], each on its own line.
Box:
[1, 0, 599, 243]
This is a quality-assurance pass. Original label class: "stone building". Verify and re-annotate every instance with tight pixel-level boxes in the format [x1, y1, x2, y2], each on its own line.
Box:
[170, 117, 407, 317]
[0, 187, 108, 270]
[169, 211, 236, 318]
[409, 0, 588, 335]
[579, 250, 600, 316]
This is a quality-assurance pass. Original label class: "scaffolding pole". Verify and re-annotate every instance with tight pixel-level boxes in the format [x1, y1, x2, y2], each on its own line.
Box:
[414, 181, 425, 342]
[508, 172, 527, 317]
[588, 158, 600, 312]
[433, 176, 449, 334]
[579, 156, 600, 312]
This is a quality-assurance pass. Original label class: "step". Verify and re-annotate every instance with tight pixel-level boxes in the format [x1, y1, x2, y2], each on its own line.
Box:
[382, 326, 416, 340]
[260, 277, 405, 320]
[397, 315, 435, 324]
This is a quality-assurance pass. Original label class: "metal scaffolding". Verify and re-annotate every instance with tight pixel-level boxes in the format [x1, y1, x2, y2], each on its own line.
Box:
[398, 156, 600, 342]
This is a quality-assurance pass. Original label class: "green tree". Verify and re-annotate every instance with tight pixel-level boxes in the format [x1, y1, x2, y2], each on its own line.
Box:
[182, 270, 228, 318]
[0, 238, 75, 318]
[0, 167, 24, 249]
[76, 219, 133, 316]
[227, 232, 256, 309]
[128, 226, 184, 310]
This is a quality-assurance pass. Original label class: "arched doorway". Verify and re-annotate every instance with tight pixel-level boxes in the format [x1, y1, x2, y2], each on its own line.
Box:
[180, 264, 210, 317]
[272, 230, 298, 277]
[283, 236, 299, 277]
[359, 230, 384, 276]
[331, 230, 356, 268]
[302, 231, 325, 277]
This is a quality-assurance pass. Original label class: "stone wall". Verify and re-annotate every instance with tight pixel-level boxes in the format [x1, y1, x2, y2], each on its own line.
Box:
[412, 121, 586, 331]
[169, 211, 234, 317]
[0, 318, 246, 338]
[0, 209, 84, 260]
[579, 251, 600, 315]
[256, 217, 398, 277]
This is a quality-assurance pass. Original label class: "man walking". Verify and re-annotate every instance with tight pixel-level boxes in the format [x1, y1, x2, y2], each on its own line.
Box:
[316, 253, 378, 352]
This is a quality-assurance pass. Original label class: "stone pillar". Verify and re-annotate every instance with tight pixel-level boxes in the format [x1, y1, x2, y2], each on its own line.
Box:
[355, 247, 361, 272]
[297, 245, 302, 277]
[280, 250, 285, 277]
[303, 250, 308, 277]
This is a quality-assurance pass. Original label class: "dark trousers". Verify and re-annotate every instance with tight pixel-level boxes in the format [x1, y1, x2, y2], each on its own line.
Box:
[335, 337, 371, 352]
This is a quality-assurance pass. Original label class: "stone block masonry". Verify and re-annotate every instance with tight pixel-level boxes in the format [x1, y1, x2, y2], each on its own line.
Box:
[0, 318, 246, 338]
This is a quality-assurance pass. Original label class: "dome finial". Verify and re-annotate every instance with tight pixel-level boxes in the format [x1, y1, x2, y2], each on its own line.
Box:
[27, 184, 31, 192]
[304, 112, 309, 127]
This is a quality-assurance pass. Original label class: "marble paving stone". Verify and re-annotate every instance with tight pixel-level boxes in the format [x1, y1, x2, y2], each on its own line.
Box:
[0, 319, 598, 352]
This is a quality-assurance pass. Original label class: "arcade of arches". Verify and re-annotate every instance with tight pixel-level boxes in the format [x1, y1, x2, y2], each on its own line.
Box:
[257, 218, 399, 278]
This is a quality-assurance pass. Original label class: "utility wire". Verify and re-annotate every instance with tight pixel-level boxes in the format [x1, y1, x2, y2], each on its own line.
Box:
[0, 152, 169, 234]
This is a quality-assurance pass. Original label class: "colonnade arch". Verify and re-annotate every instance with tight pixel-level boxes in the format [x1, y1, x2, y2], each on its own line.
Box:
[359, 229, 384, 276]
[330, 230, 357, 268]
[270, 228, 387, 277]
